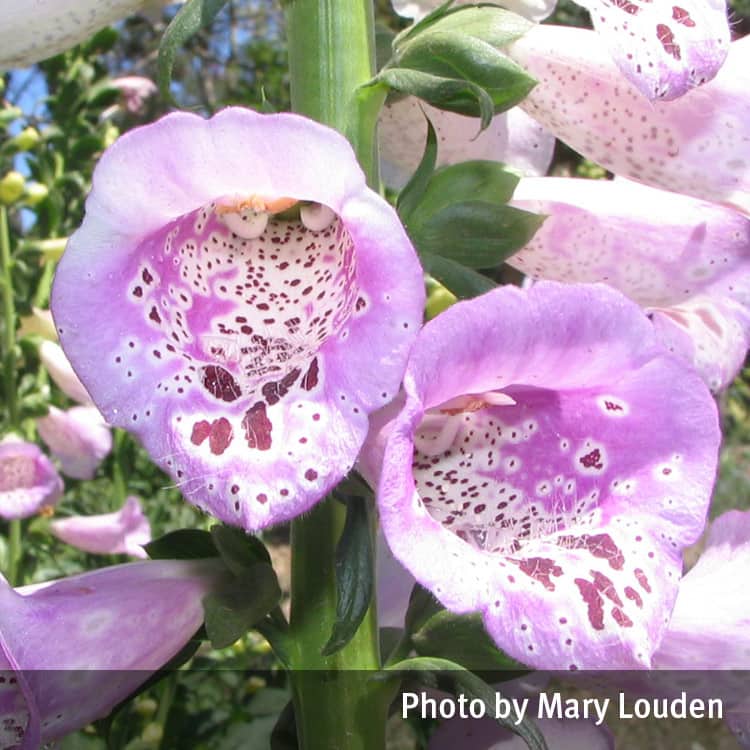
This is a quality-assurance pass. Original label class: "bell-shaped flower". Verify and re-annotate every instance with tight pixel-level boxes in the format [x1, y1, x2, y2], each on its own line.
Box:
[0, 439, 63, 521]
[369, 281, 720, 669]
[379, 100, 555, 190]
[392, 0, 729, 102]
[0, 558, 226, 748]
[51, 108, 424, 531]
[0, 0, 158, 70]
[111, 76, 157, 114]
[505, 25, 749, 213]
[38, 340, 92, 405]
[36, 406, 112, 480]
[508, 177, 750, 390]
[50, 496, 151, 558]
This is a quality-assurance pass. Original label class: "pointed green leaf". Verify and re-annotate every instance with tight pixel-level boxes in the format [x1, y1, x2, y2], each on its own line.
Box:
[320, 497, 374, 656]
[397, 117, 438, 220]
[158, 0, 229, 101]
[210, 524, 271, 577]
[145, 529, 218, 561]
[420, 253, 497, 300]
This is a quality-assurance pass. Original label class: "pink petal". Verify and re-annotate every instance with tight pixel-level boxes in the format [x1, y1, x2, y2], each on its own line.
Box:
[0, 440, 63, 521]
[506, 26, 750, 213]
[371, 282, 720, 669]
[50, 496, 151, 558]
[0, 559, 226, 746]
[51, 108, 424, 531]
[36, 406, 112, 480]
[38, 340, 92, 405]
[379, 100, 554, 189]
[574, 0, 730, 101]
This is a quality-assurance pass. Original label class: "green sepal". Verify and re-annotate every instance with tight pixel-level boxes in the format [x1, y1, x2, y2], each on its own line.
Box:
[396, 117, 438, 220]
[158, 0, 230, 101]
[320, 496, 374, 656]
[210, 524, 272, 577]
[144, 529, 218, 561]
[420, 253, 497, 300]
[203, 563, 282, 649]
[386, 656, 548, 750]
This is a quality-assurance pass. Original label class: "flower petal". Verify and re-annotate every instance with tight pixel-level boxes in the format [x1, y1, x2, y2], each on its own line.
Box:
[0, 440, 63, 520]
[50, 496, 152, 558]
[654, 510, 750, 669]
[0, 0, 150, 70]
[51, 108, 424, 530]
[574, 0, 730, 101]
[0, 559, 226, 746]
[38, 340, 92, 405]
[36, 405, 112, 480]
[373, 282, 720, 669]
[506, 26, 750, 213]
[391, 0, 557, 22]
[379, 100, 554, 189]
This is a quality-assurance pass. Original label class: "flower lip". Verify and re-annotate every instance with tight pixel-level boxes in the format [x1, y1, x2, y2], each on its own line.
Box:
[375, 281, 720, 669]
[52, 108, 425, 531]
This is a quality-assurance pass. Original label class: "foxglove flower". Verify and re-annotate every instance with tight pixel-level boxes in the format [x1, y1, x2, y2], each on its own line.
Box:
[393, 0, 729, 102]
[508, 177, 750, 390]
[38, 340, 92, 405]
[50, 496, 151, 558]
[109, 76, 158, 116]
[505, 26, 750, 213]
[0, 558, 225, 748]
[51, 108, 424, 531]
[0, 440, 63, 521]
[36, 406, 112, 480]
[0, 0, 155, 70]
[379, 101, 554, 190]
[370, 282, 720, 669]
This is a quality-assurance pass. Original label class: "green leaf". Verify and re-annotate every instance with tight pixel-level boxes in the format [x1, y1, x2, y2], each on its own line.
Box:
[420, 253, 497, 300]
[397, 117, 438, 220]
[210, 524, 272, 577]
[412, 611, 524, 671]
[378, 67, 495, 129]
[387, 656, 548, 750]
[404, 584, 444, 635]
[320, 497, 374, 656]
[412, 203, 545, 267]
[158, 0, 230, 100]
[203, 563, 282, 649]
[145, 529, 218, 560]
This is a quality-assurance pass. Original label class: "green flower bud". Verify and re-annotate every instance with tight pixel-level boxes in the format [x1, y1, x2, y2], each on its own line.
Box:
[23, 182, 49, 206]
[10, 126, 41, 152]
[0, 170, 25, 204]
[425, 283, 457, 320]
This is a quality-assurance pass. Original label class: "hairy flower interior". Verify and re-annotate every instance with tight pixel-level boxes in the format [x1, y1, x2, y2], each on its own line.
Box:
[0, 455, 35, 491]
[413, 390, 600, 556]
[127, 199, 361, 408]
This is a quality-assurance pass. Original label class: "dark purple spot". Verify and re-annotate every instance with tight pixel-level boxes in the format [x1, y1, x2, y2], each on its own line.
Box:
[624, 586, 643, 608]
[575, 578, 605, 630]
[256, 493, 268, 504]
[242, 401, 273, 450]
[133, 286, 143, 298]
[672, 5, 695, 26]
[612, 607, 633, 628]
[656, 23, 681, 60]
[262, 367, 301, 406]
[557, 533, 625, 570]
[202, 365, 242, 402]
[634, 568, 652, 593]
[142, 268, 154, 284]
[509, 557, 563, 592]
[149, 306, 162, 324]
[305, 468, 318, 481]
[580, 448, 604, 470]
[191, 420, 211, 446]
[604, 400, 623, 411]
[209, 417, 233, 455]
[301, 357, 319, 391]
[591, 570, 623, 607]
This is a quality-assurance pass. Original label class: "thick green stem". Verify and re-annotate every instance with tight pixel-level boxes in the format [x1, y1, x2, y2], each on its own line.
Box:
[0, 206, 19, 428]
[288, 499, 390, 750]
[6, 518, 22, 586]
[283, 2, 393, 746]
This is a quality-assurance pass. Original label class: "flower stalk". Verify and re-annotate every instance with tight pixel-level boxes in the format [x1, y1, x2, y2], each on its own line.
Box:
[283, 0, 393, 746]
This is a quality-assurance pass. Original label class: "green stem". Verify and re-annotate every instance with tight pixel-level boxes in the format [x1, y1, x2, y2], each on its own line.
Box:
[0, 206, 19, 428]
[288, 499, 391, 750]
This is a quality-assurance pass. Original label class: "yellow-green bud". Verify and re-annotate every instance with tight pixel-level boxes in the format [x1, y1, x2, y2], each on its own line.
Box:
[134, 697, 158, 718]
[425, 283, 457, 320]
[244, 675, 266, 695]
[0, 171, 25, 205]
[34, 237, 68, 261]
[23, 182, 48, 206]
[141, 723, 164, 745]
[103, 123, 120, 148]
[10, 126, 40, 152]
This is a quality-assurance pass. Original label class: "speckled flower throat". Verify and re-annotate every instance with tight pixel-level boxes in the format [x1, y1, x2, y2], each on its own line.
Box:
[51, 109, 425, 531]
[127, 200, 359, 434]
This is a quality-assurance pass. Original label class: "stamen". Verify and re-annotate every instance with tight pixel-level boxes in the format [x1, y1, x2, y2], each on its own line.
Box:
[300, 202, 335, 232]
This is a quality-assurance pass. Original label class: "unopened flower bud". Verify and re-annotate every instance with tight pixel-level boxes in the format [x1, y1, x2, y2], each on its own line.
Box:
[0, 170, 25, 205]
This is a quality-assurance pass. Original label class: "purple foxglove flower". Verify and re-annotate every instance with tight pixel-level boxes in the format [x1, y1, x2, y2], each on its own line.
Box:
[379, 101, 554, 190]
[110, 76, 158, 115]
[370, 281, 720, 669]
[51, 108, 424, 531]
[0, 0, 155, 70]
[0, 558, 226, 748]
[50, 496, 151, 558]
[36, 406, 112, 480]
[505, 26, 749, 212]
[38, 340, 92, 405]
[0, 440, 63, 520]
[508, 176, 750, 390]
